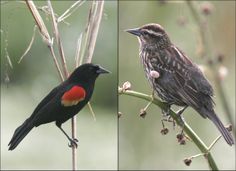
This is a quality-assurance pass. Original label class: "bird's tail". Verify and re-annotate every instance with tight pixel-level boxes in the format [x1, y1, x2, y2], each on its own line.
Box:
[206, 110, 234, 146]
[8, 118, 34, 150]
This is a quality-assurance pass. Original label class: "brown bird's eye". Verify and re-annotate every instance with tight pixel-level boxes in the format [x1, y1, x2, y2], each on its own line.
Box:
[142, 30, 149, 35]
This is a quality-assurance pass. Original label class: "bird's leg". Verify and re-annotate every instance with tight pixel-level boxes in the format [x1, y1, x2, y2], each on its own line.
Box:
[176, 106, 188, 116]
[175, 106, 188, 126]
[161, 102, 175, 129]
[56, 123, 78, 148]
[161, 102, 173, 117]
[160, 108, 176, 134]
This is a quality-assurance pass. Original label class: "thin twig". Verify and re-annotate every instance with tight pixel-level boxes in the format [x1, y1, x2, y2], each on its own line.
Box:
[119, 89, 218, 170]
[48, 38, 64, 81]
[4, 30, 13, 69]
[18, 25, 37, 63]
[25, 0, 50, 44]
[75, 33, 83, 67]
[71, 116, 77, 170]
[47, 1, 79, 170]
[88, 102, 96, 121]
[57, 0, 86, 23]
[47, 0, 69, 78]
[208, 135, 222, 151]
[25, 0, 64, 81]
[85, 1, 104, 63]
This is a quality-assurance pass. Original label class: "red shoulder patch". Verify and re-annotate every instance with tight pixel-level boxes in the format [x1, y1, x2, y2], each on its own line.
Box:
[61, 86, 86, 106]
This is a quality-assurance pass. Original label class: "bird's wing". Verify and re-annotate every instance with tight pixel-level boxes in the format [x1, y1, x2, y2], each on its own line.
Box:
[31, 84, 63, 116]
[61, 85, 86, 107]
[171, 46, 213, 96]
[27, 83, 87, 127]
[168, 47, 213, 113]
[148, 45, 213, 113]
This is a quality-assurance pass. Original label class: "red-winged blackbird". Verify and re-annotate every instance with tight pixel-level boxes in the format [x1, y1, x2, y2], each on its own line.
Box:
[126, 23, 234, 145]
[8, 63, 109, 150]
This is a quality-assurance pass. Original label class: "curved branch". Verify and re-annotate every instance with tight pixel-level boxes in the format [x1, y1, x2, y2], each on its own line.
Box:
[119, 89, 218, 170]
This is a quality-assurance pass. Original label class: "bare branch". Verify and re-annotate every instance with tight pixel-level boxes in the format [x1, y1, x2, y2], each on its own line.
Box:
[47, 0, 69, 78]
[25, 0, 64, 81]
[85, 1, 104, 63]
[57, 0, 86, 23]
[75, 33, 83, 67]
[5, 49, 13, 69]
[25, 0, 51, 45]
[18, 25, 37, 63]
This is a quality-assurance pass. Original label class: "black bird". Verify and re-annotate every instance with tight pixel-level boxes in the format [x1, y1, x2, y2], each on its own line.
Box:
[126, 23, 234, 145]
[8, 63, 109, 150]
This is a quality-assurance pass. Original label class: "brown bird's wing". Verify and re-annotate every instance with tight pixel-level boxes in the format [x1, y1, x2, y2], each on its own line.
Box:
[148, 45, 214, 118]
[170, 47, 215, 110]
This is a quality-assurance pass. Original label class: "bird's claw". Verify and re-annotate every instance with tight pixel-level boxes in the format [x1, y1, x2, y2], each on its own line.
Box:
[68, 138, 79, 148]
[162, 108, 170, 116]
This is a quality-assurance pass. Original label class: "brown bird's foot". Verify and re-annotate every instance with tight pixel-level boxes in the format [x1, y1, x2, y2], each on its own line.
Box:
[161, 108, 170, 117]
[176, 106, 188, 116]
[161, 103, 172, 117]
[68, 138, 79, 148]
[161, 115, 176, 131]
[174, 106, 188, 126]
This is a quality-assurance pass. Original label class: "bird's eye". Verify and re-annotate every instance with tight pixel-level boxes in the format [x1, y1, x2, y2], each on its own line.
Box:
[143, 31, 148, 35]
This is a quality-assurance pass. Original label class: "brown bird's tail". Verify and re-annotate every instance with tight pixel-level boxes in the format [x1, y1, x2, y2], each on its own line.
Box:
[8, 118, 34, 150]
[206, 110, 234, 146]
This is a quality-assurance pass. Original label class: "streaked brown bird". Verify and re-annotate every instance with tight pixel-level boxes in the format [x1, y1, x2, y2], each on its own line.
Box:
[126, 23, 234, 146]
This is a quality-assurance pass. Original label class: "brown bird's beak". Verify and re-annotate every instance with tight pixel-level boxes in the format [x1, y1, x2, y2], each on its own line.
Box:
[96, 66, 110, 74]
[125, 28, 141, 36]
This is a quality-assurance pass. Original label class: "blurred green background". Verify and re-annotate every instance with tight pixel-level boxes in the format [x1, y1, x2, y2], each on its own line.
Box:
[1, 1, 117, 170]
[119, 1, 235, 170]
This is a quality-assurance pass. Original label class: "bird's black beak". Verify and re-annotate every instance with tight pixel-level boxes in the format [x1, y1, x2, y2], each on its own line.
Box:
[96, 66, 110, 74]
[125, 28, 141, 36]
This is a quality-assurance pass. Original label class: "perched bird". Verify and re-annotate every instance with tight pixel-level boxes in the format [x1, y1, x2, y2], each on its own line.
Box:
[8, 63, 109, 150]
[126, 23, 234, 145]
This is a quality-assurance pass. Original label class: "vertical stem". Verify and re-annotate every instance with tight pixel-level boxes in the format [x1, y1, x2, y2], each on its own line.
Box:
[47, 1, 77, 170]
[47, 0, 69, 78]
[71, 116, 77, 170]
[85, 1, 104, 63]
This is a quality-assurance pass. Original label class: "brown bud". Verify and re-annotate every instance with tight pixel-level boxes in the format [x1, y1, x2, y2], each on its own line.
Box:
[207, 59, 214, 65]
[177, 16, 188, 27]
[118, 112, 122, 118]
[218, 66, 228, 81]
[179, 139, 186, 145]
[160, 127, 169, 135]
[183, 158, 192, 166]
[217, 54, 224, 63]
[122, 81, 132, 91]
[140, 109, 147, 118]
[158, 0, 167, 5]
[226, 124, 233, 132]
[176, 133, 184, 140]
[201, 2, 214, 15]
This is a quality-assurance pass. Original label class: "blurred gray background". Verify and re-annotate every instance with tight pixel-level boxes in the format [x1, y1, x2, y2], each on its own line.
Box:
[119, 1, 235, 170]
[1, 1, 117, 170]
